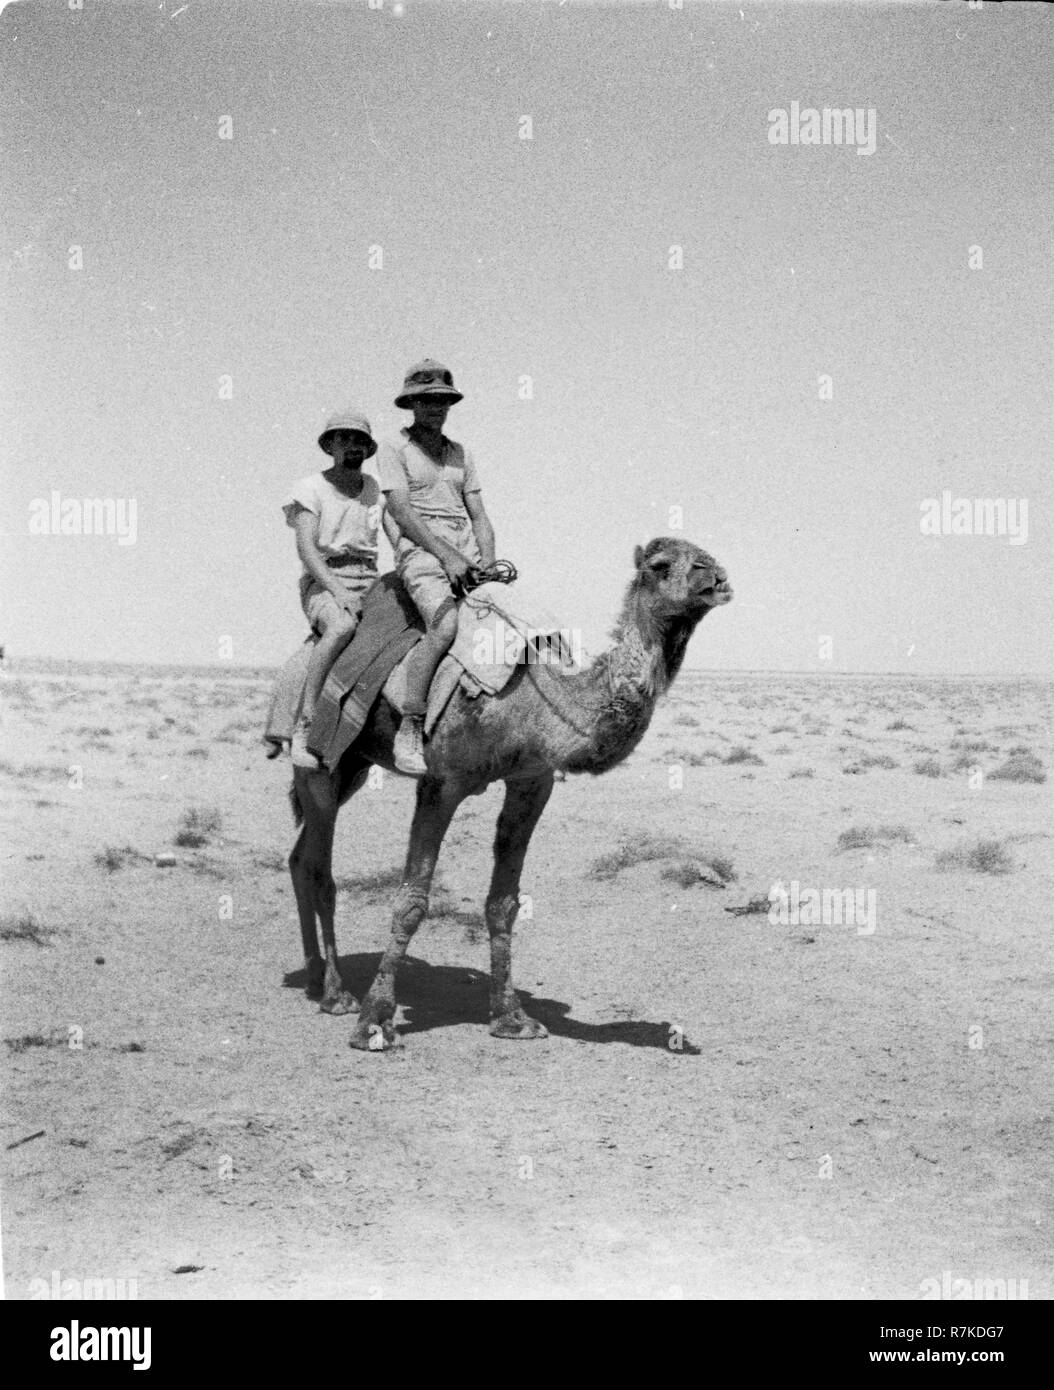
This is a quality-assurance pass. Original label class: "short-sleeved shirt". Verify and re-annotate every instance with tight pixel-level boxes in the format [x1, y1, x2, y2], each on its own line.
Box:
[376, 427, 482, 521]
[282, 471, 381, 572]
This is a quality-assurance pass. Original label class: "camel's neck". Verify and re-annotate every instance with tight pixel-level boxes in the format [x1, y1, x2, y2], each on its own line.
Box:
[608, 584, 698, 697]
[552, 586, 701, 776]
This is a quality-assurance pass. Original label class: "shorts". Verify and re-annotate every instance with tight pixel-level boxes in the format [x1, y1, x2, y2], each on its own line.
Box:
[299, 564, 377, 635]
[397, 515, 481, 625]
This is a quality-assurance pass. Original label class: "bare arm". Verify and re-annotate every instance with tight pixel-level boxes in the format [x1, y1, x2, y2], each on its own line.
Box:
[464, 490, 495, 568]
[292, 509, 357, 613]
[384, 489, 470, 579]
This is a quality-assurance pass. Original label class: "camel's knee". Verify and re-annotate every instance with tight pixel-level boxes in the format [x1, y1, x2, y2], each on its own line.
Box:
[310, 866, 336, 908]
[485, 892, 519, 929]
[391, 884, 429, 935]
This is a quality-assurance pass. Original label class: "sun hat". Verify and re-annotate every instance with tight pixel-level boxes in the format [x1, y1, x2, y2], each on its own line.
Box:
[317, 409, 377, 457]
[394, 358, 464, 409]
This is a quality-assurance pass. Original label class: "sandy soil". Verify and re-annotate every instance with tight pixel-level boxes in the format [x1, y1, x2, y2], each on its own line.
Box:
[2, 661, 1052, 1299]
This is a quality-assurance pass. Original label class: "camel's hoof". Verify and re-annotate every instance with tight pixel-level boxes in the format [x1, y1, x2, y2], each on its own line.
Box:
[489, 1014, 549, 1041]
[319, 991, 360, 1016]
[349, 1019, 402, 1052]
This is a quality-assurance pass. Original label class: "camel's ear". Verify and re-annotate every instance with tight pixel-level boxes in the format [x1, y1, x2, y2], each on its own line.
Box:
[633, 544, 645, 570]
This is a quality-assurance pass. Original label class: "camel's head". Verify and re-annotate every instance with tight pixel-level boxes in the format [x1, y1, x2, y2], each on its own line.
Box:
[633, 537, 733, 618]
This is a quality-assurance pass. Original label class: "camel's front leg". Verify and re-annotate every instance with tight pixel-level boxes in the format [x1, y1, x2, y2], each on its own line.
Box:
[349, 775, 466, 1051]
[486, 774, 555, 1040]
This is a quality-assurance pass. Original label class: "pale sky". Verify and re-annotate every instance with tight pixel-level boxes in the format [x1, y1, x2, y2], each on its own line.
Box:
[2, 0, 1051, 673]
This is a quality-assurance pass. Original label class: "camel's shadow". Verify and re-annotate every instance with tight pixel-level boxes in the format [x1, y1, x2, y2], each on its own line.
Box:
[283, 953, 699, 1053]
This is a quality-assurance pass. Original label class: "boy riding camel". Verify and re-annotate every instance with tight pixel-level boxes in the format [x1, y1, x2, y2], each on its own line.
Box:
[283, 410, 381, 769]
[378, 359, 496, 776]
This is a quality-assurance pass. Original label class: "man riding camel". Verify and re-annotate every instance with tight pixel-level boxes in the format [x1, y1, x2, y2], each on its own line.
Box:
[377, 359, 496, 776]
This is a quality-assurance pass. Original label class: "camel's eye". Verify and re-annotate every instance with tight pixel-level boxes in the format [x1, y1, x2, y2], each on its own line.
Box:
[648, 557, 671, 575]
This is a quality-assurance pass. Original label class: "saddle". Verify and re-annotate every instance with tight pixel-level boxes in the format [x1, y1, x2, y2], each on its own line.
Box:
[263, 573, 579, 772]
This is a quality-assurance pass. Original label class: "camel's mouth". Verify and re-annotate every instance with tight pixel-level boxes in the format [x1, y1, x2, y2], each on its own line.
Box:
[698, 578, 733, 606]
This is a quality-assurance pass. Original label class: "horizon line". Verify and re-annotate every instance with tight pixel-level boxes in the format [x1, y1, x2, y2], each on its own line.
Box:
[4, 655, 1052, 683]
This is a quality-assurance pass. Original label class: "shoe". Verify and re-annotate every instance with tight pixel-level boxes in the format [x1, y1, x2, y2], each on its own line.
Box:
[393, 714, 427, 777]
[291, 717, 322, 771]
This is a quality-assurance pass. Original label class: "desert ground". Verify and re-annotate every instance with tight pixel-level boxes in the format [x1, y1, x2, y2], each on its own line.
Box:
[2, 658, 1052, 1299]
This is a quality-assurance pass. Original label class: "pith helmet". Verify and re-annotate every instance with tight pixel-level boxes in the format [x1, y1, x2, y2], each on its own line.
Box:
[394, 358, 464, 409]
[317, 409, 377, 457]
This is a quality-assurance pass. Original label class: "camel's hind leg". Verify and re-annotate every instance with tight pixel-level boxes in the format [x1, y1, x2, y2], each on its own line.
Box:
[349, 774, 466, 1051]
[486, 774, 554, 1039]
[289, 760, 368, 1014]
[290, 816, 325, 1000]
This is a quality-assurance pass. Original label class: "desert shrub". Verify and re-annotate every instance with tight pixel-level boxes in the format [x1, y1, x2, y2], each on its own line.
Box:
[0, 759, 69, 781]
[913, 757, 943, 778]
[0, 913, 54, 946]
[5, 1031, 64, 1052]
[788, 767, 814, 779]
[661, 854, 737, 888]
[174, 806, 223, 848]
[724, 746, 764, 766]
[989, 753, 1046, 784]
[837, 824, 914, 851]
[936, 839, 1014, 875]
[590, 835, 689, 879]
[95, 845, 150, 873]
[667, 748, 721, 767]
[837, 826, 876, 850]
[590, 837, 734, 884]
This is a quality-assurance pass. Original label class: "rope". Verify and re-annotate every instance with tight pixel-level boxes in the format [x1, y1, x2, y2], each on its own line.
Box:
[452, 558, 518, 601]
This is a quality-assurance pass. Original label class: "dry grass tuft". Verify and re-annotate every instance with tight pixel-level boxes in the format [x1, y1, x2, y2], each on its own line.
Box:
[935, 838, 1015, 875]
[989, 753, 1046, 784]
[174, 806, 223, 848]
[95, 845, 151, 873]
[837, 824, 914, 851]
[0, 912, 55, 947]
[724, 745, 764, 766]
[913, 757, 943, 778]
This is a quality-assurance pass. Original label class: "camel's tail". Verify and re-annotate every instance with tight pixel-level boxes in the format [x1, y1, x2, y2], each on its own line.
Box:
[288, 779, 304, 827]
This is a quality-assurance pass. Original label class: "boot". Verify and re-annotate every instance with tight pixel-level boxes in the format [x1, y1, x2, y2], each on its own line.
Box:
[393, 713, 427, 777]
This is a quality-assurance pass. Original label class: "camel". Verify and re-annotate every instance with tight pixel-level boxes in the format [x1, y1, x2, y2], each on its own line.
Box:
[288, 536, 732, 1051]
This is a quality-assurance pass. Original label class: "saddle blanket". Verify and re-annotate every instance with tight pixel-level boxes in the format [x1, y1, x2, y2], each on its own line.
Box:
[264, 576, 581, 770]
